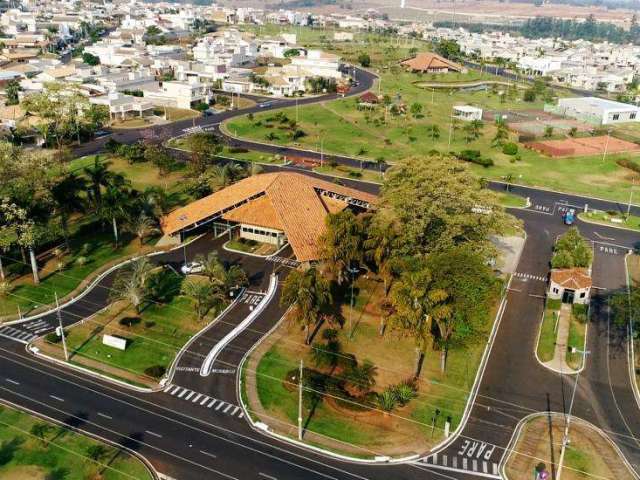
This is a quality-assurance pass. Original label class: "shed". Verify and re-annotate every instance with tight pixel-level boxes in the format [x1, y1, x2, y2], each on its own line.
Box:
[548, 268, 592, 304]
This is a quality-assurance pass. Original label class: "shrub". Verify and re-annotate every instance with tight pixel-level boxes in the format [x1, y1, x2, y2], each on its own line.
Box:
[119, 316, 141, 328]
[456, 150, 494, 167]
[75, 256, 88, 266]
[572, 304, 588, 323]
[617, 158, 640, 174]
[45, 332, 63, 344]
[502, 142, 518, 155]
[144, 365, 166, 379]
[0, 281, 11, 297]
[377, 388, 397, 412]
[393, 382, 417, 406]
[348, 171, 363, 178]
[228, 147, 249, 154]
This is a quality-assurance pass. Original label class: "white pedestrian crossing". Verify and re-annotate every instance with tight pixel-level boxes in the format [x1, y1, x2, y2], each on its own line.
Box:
[514, 271, 547, 282]
[0, 326, 38, 344]
[421, 452, 500, 479]
[163, 384, 244, 419]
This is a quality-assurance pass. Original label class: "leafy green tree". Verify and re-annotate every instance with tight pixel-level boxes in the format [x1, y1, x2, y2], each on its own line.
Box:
[195, 251, 247, 292]
[127, 213, 158, 245]
[435, 39, 462, 60]
[184, 133, 223, 174]
[364, 219, 398, 296]
[342, 360, 377, 397]
[110, 258, 153, 313]
[280, 268, 332, 344]
[86, 444, 108, 461]
[5, 80, 20, 106]
[380, 155, 514, 259]
[284, 48, 301, 57]
[426, 124, 440, 141]
[83, 157, 116, 208]
[81, 52, 100, 65]
[99, 185, 130, 246]
[410, 102, 423, 118]
[357, 52, 371, 67]
[551, 227, 592, 268]
[543, 125, 554, 138]
[30, 423, 51, 445]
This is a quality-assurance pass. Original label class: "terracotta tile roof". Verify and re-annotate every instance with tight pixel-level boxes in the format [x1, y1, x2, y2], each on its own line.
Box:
[400, 53, 462, 72]
[359, 91, 379, 104]
[550, 268, 592, 290]
[161, 172, 377, 262]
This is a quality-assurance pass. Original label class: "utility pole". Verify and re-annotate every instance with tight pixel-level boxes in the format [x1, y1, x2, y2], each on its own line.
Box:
[557, 348, 590, 480]
[320, 138, 324, 167]
[295, 97, 299, 123]
[448, 116, 454, 148]
[602, 128, 612, 164]
[55, 292, 69, 362]
[298, 359, 303, 440]
[627, 178, 635, 218]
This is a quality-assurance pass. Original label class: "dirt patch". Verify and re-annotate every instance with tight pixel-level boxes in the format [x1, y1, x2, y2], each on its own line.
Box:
[0, 465, 46, 480]
[525, 136, 640, 158]
[504, 414, 635, 480]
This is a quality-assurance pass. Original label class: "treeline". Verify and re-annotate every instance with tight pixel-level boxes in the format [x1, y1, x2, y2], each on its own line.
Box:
[436, 15, 640, 45]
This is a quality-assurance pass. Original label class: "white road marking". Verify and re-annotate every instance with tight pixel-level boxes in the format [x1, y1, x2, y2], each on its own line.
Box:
[192, 393, 202, 403]
[177, 388, 188, 398]
[200, 396, 210, 405]
[231, 406, 240, 416]
[185, 391, 195, 400]
[215, 402, 225, 411]
[199, 449, 217, 459]
[5, 378, 19, 385]
[49, 395, 64, 402]
[223, 404, 233, 413]
[97, 412, 112, 420]
[145, 430, 163, 438]
[207, 399, 218, 408]
[259, 473, 278, 480]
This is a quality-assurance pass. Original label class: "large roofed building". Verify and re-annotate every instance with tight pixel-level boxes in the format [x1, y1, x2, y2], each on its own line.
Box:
[400, 52, 464, 74]
[161, 172, 377, 262]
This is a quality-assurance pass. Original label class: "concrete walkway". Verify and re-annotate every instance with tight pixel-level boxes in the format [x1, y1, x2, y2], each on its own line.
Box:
[544, 303, 577, 374]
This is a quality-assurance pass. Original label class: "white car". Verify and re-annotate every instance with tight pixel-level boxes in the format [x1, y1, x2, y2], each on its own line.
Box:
[181, 262, 204, 275]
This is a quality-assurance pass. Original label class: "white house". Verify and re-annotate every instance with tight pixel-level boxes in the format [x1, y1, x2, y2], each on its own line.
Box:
[290, 50, 341, 79]
[90, 92, 154, 120]
[141, 79, 209, 109]
[548, 268, 592, 305]
[96, 69, 156, 93]
[553, 97, 640, 125]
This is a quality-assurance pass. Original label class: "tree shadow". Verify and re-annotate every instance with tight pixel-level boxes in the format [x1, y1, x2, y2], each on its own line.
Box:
[50, 411, 89, 444]
[546, 394, 557, 480]
[118, 432, 144, 452]
[0, 437, 25, 466]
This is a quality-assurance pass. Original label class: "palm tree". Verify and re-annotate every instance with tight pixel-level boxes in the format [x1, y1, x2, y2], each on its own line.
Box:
[181, 280, 224, 321]
[110, 258, 153, 313]
[343, 360, 377, 397]
[139, 186, 170, 219]
[83, 157, 117, 208]
[195, 251, 248, 291]
[30, 423, 51, 445]
[127, 213, 158, 246]
[100, 186, 130, 246]
[364, 221, 398, 296]
[50, 173, 86, 249]
[280, 268, 332, 344]
[388, 262, 449, 378]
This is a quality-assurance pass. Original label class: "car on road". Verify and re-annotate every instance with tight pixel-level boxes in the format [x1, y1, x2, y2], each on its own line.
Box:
[181, 262, 204, 275]
[563, 208, 576, 225]
[258, 101, 275, 108]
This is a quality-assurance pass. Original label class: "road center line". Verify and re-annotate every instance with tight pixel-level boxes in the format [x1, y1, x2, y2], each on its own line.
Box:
[5, 378, 19, 385]
[97, 412, 112, 420]
[145, 430, 163, 438]
[49, 395, 64, 402]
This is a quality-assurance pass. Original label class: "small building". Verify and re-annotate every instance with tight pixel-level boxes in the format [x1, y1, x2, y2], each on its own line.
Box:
[453, 105, 483, 121]
[400, 52, 464, 74]
[90, 92, 155, 120]
[553, 97, 640, 125]
[548, 268, 592, 304]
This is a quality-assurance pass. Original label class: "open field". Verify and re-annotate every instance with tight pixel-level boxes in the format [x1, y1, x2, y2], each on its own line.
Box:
[245, 274, 502, 456]
[0, 404, 152, 480]
[504, 414, 634, 480]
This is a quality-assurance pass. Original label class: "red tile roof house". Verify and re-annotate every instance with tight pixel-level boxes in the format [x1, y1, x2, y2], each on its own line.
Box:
[400, 53, 465, 74]
[161, 172, 377, 263]
[548, 268, 592, 304]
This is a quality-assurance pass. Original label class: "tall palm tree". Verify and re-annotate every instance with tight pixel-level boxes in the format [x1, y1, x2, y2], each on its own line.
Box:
[280, 268, 332, 344]
[195, 251, 248, 292]
[181, 280, 224, 321]
[50, 173, 86, 249]
[110, 257, 153, 313]
[100, 186, 130, 247]
[83, 157, 117, 208]
[365, 221, 398, 296]
[389, 262, 449, 378]
[127, 213, 158, 246]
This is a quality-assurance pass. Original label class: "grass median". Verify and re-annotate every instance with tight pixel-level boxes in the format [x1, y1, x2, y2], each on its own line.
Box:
[537, 299, 561, 363]
[0, 404, 153, 480]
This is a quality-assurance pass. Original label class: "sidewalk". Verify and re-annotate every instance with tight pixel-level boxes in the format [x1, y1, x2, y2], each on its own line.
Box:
[544, 304, 577, 374]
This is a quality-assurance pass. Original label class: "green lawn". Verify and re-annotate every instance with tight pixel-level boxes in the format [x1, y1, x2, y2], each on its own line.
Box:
[538, 299, 561, 363]
[248, 274, 502, 455]
[566, 304, 588, 370]
[497, 191, 528, 208]
[37, 271, 228, 385]
[0, 404, 152, 480]
[1, 226, 155, 318]
[580, 210, 640, 232]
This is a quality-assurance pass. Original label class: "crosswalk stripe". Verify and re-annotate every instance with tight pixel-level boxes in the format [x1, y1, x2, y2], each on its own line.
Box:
[177, 388, 188, 398]
[170, 386, 181, 395]
[223, 404, 232, 413]
[231, 406, 240, 416]
[200, 396, 210, 405]
[463, 458, 467, 469]
[493, 463, 498, 475]
[208, 399, 218, 408]
[472, 459, 478, 471]
[453, 457, 457, 468]
[442, 454, 447, 467]
[192, 393, 202, 403]
[483, 461, 488, 473]
[185, 391, 195, 400]
[238, 412, 244, 419]
[163, 384, 174, 393]
[215, 402, 225, 411]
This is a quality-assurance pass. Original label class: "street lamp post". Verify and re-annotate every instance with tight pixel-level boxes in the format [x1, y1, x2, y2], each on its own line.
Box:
[627, 178, 636, 218]
[55, 292, 69, 362]
[557, 347, 590, 480]
[601, 128, 612, 164]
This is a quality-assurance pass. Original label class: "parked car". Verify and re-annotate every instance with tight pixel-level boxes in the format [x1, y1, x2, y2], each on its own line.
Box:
[259, 101, 275, 108]
[181, 262, 204, 275]
[563, 208, 575, 225]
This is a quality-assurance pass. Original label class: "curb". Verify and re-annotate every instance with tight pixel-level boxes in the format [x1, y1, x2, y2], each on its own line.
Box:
[577, 212, 640, 234]
[624, 253, 640, 411]
[0, 398, 160, 480]
[499, 411, 640, 480]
